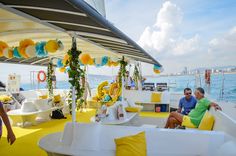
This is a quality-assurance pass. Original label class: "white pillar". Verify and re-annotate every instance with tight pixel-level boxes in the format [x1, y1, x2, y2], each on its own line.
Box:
[72, 86, 76, 122]
[122, 76, 124, 104]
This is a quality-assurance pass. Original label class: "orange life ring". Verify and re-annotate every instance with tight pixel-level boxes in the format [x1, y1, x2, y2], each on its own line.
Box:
[37, 70, 47, 82]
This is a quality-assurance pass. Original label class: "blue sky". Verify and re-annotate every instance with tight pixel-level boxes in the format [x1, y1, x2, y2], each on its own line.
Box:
[106, 0, 236, 73]
[0, 0, 236, 83]
[106, 0, 236, 41]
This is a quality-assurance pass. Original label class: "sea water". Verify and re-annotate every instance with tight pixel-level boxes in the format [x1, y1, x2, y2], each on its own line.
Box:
[21, 74, 236, 102]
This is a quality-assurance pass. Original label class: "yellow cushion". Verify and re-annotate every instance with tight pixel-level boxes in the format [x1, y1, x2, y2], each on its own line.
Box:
[0, 95, 12, 102]
[54, 94, 61, 103]
[151, 93, 161, 102]
[39, 95, 48, 99]
[125, 107, 140, 112]
[115, 131, 147, 156]
[198, 111, 215, 131]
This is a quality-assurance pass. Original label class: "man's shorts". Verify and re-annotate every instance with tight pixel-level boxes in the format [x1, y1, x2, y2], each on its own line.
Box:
[182, 115, 197, 128]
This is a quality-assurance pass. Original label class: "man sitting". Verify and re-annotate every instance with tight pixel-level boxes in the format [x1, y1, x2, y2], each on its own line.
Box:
[178, 88, 197, 115]
[165, 87, 222, 129]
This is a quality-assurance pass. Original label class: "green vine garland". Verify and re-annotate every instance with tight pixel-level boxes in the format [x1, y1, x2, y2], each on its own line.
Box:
[66, 44, 85, 113]
[133, 65, 141, 90]
[47, 61, 53, 98]
[118, 56, 128, 85]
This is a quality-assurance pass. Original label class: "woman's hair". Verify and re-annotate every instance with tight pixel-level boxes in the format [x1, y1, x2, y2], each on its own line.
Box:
[196, 87, 205, 95]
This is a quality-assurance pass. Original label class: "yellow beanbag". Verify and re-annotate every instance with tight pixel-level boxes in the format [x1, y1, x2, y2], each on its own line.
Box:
[39, 95, 48, 99]
[125, 107, 140, 112]
[0, 95, 12, 102]
[53, 94, 61, 103]
[151, 92, 162, 102]
[115, 131, 147, 156]
[198, 111, 215, 131]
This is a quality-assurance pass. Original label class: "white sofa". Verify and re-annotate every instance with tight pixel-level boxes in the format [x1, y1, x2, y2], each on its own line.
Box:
[38, 122, 236, 156]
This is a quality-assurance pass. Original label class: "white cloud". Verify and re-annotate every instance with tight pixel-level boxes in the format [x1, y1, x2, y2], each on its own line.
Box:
[138, 1, 236, 74]
[138, 1, 199, 59]
[209, 26, 236, 54]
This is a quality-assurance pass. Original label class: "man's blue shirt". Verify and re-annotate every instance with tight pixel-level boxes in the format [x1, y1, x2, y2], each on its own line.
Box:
[179, 96, 197, 115]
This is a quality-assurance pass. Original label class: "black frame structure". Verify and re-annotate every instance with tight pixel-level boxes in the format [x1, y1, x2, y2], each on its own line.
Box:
[0, 0, 161, 66]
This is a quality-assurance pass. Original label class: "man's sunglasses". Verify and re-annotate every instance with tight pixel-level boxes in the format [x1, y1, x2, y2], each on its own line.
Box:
[185, 92, 192, 95]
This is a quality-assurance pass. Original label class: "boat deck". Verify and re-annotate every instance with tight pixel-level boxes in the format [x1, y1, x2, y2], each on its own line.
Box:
[0, 109, 169, 156]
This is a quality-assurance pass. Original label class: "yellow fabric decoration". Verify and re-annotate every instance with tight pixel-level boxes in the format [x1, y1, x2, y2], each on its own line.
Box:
[198, 111, 215, 130]
[182, 115, 197, 128]
[88, 58, 94, 65]
[115, 131, 147, 156]
[39, 95, 48, 99]
[53, 95, 61, 103]
[0, 95, 12, 102]
[0, 41, 8, 57]
[45, 40, 58, 53]
[79, 53, 91, 65]
[151, 93, 162, 102]
[125, 107, 140, 112]
[19, 39, 35, 58]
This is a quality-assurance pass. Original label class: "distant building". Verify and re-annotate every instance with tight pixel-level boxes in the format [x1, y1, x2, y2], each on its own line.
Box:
[182, 67, 188, 75]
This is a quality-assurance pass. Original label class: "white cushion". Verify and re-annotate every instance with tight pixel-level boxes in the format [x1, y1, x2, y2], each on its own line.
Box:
[34, 99, 51, 111]
[71, 123, 101, 150]
[21, 101, 37, 112]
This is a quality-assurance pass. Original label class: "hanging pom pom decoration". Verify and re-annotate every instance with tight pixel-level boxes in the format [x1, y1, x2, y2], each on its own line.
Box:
[59, 67, 66, 73]
[62, 54, 69, 66]
[0, 41, 9, 57]
[45, 40, 59, 53]
[3, 48, 13, 59]
[112, 61, 119, 67]
[154, 64, 161, 70]
[88, 58, 94, 65]
[18, 39, 35, 58]
[95, 57, 102, 67]
[57, 59, 64, 68]
[25, 45, 36, 58]
[153, 69, 161, 74]
[107, 60, 112, 67]
[101, 56, 108, 66]
[36, 42, 48, 57]
[13, 47, 22, 58]
[79, 53, 91, 65]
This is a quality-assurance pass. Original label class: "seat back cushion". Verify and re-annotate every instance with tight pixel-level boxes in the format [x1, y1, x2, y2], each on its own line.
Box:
[151, 93, 162, 103]
[198, 111, 215, 130]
